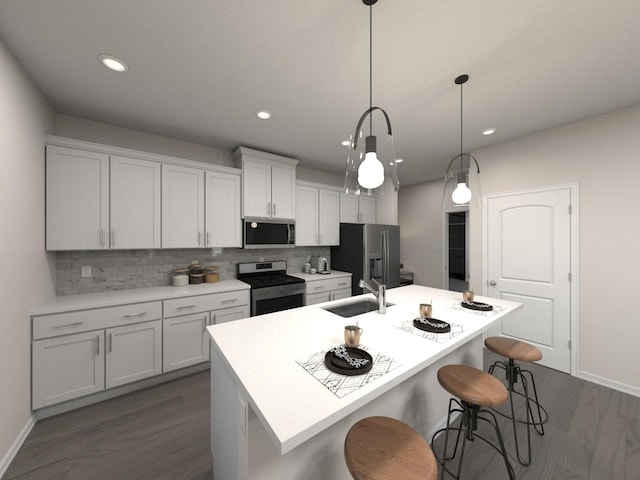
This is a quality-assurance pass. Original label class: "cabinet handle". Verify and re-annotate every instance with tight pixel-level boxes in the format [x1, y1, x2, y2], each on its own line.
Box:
[111, 229, 115, 248]
[101, 229, 105, 248]
[53, 321, 84, 329]
[313, 286, 324, 291]
[95, 335, 100, 355]
[211, 313, 217, 325]
[108, 333, 113, 353]
[176, 305, 196, 310]
[123, 312, 147, 318]
[221, 299, 237, 304]
[338, 282, 347, 287]
[273, 203, 276, 216]
[331, 292, 335, 301]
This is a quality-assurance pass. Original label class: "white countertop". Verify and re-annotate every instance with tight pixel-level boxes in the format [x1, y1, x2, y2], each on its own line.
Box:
[288, 269, 351, 282]
[31, 279, 250, 316]
[206, 284, 522, 454]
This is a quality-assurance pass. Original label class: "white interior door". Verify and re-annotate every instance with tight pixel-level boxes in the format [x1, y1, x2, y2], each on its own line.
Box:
[485, 186, 573, 373]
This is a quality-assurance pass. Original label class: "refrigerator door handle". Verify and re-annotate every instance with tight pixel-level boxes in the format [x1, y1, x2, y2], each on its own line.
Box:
[381, 230, 388, 284]
[385, 230, 390, 284]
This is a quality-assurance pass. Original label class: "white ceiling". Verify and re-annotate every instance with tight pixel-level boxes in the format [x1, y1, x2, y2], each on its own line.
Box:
[1, 0, 639, 185]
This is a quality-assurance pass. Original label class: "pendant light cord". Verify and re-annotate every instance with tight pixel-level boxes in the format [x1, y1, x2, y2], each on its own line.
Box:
[369, 3, 373, 137]
[459, 81, 464, 171]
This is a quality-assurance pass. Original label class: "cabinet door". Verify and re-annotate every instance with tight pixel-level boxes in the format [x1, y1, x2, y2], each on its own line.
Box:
[340, 193, 359, 223]
[271, 165, 296, 219]
[359, 196, 377, 224]
[105, 320, 162, 388]
[242, 159, 271, 218]
[318, 189, 340, 245]
[162, 164, 205, 248]
[212, 305, 249, 324]
[295, 186, 319, 246]
[163, 313, 210, 372]
[110, 156, 161, 249]
[45, 145, 109, 250]
[32, 331, 105, 409]
[206, 171, 242, 247]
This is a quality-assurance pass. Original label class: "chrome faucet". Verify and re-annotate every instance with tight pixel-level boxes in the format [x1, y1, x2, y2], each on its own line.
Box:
[359, 278, 387, 314]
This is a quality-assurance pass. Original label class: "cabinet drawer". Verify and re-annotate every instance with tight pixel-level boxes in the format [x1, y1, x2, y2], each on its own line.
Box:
[306, 291, 331, 306]
[326, 277, 351, 292]
[33, 301, 162, 340]
[305, 280, 331, 295]
[163, 290, 249, 318]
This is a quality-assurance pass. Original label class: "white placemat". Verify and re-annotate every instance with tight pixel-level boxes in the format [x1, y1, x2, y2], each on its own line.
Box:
[396, 320, 465, 343]
[296, 345, 400, 399]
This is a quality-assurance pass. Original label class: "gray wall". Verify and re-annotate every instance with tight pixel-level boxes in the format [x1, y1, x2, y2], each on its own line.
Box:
[0, 39, 56, 470]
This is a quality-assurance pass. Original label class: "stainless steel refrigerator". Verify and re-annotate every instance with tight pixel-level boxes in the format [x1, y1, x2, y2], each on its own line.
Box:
[330, 223, 400, 295]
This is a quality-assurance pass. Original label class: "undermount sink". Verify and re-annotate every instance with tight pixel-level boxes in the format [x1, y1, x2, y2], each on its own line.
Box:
[323, 299, 394, 318]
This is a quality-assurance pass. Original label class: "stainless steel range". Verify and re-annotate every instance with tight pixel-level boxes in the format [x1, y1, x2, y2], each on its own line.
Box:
[237, 261, 305, 316]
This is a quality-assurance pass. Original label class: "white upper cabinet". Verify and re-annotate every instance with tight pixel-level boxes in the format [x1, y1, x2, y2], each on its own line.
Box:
[295, 185, 319, 246]
[233, 147, 298, 219]
[162, 164, 205, 248]
[110, 156, 161, 249]
[206, 170, 242, 247]
[46, 145, 109, 250]
[340, 193, 376, 224]
[296, 183, 340, 246]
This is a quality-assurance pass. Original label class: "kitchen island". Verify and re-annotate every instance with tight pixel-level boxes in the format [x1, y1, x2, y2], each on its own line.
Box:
[206, 284, 522, 479]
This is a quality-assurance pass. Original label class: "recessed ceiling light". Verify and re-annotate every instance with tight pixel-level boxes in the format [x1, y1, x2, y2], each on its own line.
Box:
[395, 158, 404, 163]
[482, 128, 496, 136]
[341, 139, 351, 147]
[98, 54, 128, 72]
[256, 110, 272, 120]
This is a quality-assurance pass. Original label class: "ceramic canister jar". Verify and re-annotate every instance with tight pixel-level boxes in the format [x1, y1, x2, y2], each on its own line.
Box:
[172, 268, 189, 287]
[204, 265, 219, 283]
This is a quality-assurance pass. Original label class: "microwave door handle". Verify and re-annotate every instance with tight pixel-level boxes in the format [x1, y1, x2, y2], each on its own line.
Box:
[287, 224, 292, 245]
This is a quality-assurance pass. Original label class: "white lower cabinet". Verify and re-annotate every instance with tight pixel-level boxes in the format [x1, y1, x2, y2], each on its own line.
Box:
[32, 331, 105, 410]
[304, 276, 352, 306]
[163, 313, 211, 372]
[105, 320, 162, 388]
[31, 287, 250, 411]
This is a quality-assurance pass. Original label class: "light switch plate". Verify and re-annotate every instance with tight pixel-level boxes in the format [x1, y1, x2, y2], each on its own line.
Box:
[81, 266, 92, 278]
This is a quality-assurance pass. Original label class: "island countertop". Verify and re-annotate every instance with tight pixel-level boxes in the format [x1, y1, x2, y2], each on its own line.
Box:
[206, 284, 522, 455]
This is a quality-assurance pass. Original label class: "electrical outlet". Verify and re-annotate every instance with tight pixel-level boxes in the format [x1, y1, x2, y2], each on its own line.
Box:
[81, 266, 92, 278]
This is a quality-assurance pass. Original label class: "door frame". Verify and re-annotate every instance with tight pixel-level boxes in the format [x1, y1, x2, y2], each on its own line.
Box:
[481, 183, 580, 376]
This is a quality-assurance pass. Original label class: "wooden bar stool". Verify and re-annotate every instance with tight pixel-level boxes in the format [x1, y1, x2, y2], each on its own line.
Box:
[485, 336, 548, 466]
[432, 364, 515, 480]
[345, 416, 438, 480]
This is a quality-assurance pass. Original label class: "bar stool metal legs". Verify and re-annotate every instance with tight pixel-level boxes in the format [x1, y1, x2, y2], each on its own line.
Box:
[488, 357, 548, 466]
[432, 364, 515, 480]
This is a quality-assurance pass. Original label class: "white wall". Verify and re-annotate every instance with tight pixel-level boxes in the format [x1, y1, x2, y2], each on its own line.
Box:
[398, 181, 445, 287]
[0, 39, 56, 470]
[399, 104, 640, 394]
[468, 104, 640, 392]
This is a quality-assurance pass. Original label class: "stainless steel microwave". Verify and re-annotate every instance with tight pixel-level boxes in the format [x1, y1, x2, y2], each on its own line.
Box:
[243, 218, 295, 249]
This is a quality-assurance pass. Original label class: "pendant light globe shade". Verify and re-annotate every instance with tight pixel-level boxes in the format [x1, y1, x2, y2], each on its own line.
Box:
[357, 151, 384, 189]
[451, 181, 472, 204]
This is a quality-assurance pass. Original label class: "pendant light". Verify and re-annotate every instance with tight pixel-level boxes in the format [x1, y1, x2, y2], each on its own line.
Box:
[443, 74, 481, 209]
[344, 0, 399, 196]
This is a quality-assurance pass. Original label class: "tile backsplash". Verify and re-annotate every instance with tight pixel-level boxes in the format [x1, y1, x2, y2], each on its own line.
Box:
[55, 246, 330, 296]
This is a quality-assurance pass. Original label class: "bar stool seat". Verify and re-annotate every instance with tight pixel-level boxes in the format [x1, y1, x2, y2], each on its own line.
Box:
[432, 364, 515, 480]
[485, 336, 548, 466]
[345, 416, 437, 480]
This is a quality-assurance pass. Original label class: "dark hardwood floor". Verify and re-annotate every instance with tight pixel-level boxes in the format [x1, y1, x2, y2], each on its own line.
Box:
[5, 351, 640, 479]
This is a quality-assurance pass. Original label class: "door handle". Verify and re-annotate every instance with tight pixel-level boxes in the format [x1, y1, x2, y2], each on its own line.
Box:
[489, 280, 497, 286]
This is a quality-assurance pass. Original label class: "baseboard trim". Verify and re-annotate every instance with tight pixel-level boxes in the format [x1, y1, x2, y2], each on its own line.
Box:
[0, 415, 35, 478]
[578, 370, 640, 398]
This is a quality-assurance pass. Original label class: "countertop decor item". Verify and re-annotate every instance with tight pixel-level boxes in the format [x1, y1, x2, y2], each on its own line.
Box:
[344, 0, 400, 195]
[442, 74, 482, 210]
